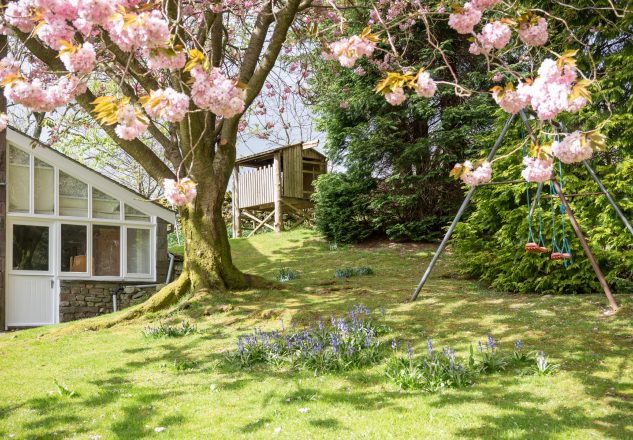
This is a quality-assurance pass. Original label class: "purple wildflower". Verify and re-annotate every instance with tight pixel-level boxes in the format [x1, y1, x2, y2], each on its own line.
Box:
[427, 337, 433, 357]
[280, 320, 285, 331]
[407, 341, 413, 359]
[514, 339, 523, 351]
[487, 335, 496, 351]
[478, 341, 483, 352]
[391, 339, 397, 350]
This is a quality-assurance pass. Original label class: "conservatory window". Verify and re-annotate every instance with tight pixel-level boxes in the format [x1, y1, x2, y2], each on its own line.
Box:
[12, 224, 49, 271]
[8, 145, 30, 213]
[125, 204, 150, 222]
[92, 225, 120, 276]
[34, 158, 55, 214]
[59, 171, 88, 217]
[127, 228, 151, 274]
[60, 224, 88, 273]
[92, 188, 121, 220]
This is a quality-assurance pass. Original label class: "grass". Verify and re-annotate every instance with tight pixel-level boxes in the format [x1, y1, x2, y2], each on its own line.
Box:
[1, 229, 632, 439]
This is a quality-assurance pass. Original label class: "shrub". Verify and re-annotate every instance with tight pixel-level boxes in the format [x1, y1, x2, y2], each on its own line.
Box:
[312, 172, 376, 244]
[143, 321, 197, 338]
[227, 304, 388, 373]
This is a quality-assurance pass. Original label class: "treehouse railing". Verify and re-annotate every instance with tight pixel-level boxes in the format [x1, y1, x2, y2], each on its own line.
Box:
[237, 165, 275, 209]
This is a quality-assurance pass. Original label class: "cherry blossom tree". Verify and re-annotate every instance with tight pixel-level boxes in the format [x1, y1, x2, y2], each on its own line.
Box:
[0, 0, 319, 318]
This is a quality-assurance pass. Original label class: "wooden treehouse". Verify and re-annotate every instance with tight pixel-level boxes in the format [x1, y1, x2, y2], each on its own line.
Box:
[231, 140, 326, 237]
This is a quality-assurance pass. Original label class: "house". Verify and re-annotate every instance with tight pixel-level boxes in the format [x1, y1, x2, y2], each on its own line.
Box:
[0, 128, 176, 329]
[232, 140, 326, 237]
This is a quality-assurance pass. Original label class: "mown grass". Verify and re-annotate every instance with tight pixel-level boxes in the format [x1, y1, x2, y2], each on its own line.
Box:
[0, 229, 631, 439]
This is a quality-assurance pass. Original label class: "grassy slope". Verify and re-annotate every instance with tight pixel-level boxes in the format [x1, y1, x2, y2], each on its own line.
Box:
[0, 229, 631, 440]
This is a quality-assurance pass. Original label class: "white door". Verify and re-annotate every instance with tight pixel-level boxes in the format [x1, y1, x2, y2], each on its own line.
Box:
[6, 222, 56, 327]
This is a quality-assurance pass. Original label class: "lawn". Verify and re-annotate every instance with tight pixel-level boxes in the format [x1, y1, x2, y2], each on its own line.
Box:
[1, 229, 631, 439]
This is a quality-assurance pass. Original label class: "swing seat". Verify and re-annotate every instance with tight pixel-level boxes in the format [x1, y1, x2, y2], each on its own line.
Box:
[525, 242, 540, 253]
[562, 252, 571, 260]
[536, 246, 549, 253]
[550, 252, 564, 260]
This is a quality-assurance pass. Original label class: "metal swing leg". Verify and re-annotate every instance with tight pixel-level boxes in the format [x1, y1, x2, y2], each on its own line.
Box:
[410, 114, 516, 301]
[582, 160, 633, 237]
[552, 179, 619, 312]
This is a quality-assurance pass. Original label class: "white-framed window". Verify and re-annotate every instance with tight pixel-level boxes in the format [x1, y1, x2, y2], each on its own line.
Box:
[126, 227, 152, 275]
[8, 144, 30, 213]
[59, 223, 89, 275]
[11, 223, 52, 273]
[6, 142, 158, 282]
[59, 171, 89, 217]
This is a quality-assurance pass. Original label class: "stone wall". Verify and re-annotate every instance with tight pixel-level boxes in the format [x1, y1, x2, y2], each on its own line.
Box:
[59, 281, 163, 322]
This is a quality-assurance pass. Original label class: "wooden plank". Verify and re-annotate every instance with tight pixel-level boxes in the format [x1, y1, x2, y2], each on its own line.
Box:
[246, 210, 275, 237]
[232, 166, 241, 238]
[273, 153, 282, 232]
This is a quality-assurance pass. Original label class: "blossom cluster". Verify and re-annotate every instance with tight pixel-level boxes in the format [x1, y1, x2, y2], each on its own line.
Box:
[59, 42, 96, 74]
[518, 17, 549, 47]
[190, 66, 245, 118]
[469, 21, 512, 55]
[460, 161, 493, 186]
[163, 178, 198, 206]
[4, 75, 86, 113]
[552, 131, 593, 164]
[521, 157, 553, 183]
[327, 35, 376, 68]
[415, 71, 437, 98]
[493, 59, 587, 120]
[143, 88, 190, 123]
[114, 104, 148, 141]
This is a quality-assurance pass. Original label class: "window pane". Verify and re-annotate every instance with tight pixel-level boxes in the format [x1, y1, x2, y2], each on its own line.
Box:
[93, 225, 120, 276]
[127, 228, 151, 274]
[59, 171, 88, 217]
[13, 225, 49, 271]
[34, 158, 55, 214]
[125, 204, 150, 222]
[8, 145, 30, 213]
[60, 224, 87, 272]
[92, 188, 120, 219]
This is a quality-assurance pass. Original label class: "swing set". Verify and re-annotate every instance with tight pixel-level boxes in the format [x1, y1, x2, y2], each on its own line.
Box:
[411, 111, 633, 313]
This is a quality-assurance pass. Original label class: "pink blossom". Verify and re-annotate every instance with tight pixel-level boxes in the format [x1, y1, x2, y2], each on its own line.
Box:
[521, 157, 553, 182]
[480, 21, 512, 49]
[492, 88, 528, 114]
[471, 0, 501, 10]
[190, 66, 245, 118]
[4, 74, 86, 112]
[147, 49, 186, 70]
[414, 71, 437, 98]
[0, 112, 8, 132]
[354, 66, 366, 76]
[36, 18, 75, 50]
[552, 131, 593, 164]
[5, 1, 36, 33]
[108, 10, 170, 52]
[385, 87, 406, 106]
[568, 96, 588, 113]
[339, 100, 349, 109]
[518, 58, 579, 120]
[518, 17, 548, 47]
[448, 3, 482, 35]
[460, 161, 492, 186]
[60, 43, 96, 74]
[114, 104, 147, 140]
[163, 178, 197, 206]
[329, 34, 376, 68]
[143, 88, 189, 123]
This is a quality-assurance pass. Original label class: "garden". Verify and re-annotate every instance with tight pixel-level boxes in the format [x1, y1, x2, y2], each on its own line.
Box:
[0, 0, 632, 439]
